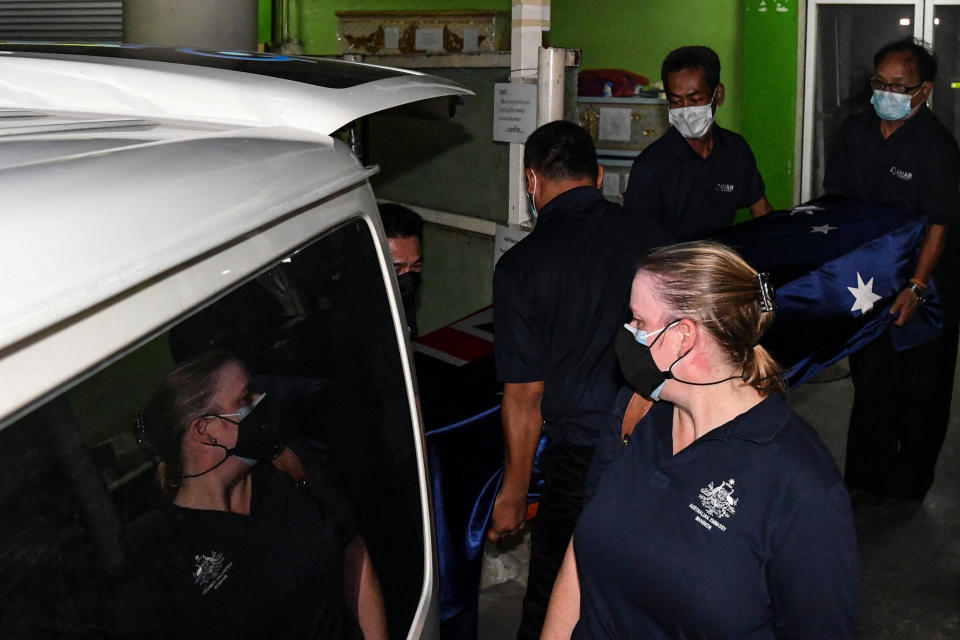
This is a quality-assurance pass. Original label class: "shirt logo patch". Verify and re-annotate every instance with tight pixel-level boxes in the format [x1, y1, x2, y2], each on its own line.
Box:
[689, 478, 738, 532]
[193, 550, 233, 595]
[889, 166, 913, 182]
[715, 183, 735, 193]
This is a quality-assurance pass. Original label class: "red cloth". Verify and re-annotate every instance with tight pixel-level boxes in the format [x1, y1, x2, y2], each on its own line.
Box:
[578, 68, 650, 97]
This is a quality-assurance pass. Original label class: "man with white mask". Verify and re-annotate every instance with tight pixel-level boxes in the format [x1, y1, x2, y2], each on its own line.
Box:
[825, 39, 960, 504]
[623, 46, 773, 240]
[489, 120, 670, 639]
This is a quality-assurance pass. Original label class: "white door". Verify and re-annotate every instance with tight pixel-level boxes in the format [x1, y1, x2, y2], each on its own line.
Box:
[924, 2, 960, 136]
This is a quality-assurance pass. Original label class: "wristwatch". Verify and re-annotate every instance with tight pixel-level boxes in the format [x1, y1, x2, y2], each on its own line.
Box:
[907, 281, 927, 304]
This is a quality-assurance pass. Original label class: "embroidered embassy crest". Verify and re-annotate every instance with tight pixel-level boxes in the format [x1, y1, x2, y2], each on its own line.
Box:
[699, 478, 738, 518]
[688, 478, 739, 532]
[193, 550, 233, 595]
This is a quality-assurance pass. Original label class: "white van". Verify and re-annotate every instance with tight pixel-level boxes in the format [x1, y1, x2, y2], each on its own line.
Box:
[0, 44, 471, 639]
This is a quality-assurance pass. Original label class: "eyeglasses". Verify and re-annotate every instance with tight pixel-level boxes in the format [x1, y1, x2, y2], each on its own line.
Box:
[869, 76, 924, 94]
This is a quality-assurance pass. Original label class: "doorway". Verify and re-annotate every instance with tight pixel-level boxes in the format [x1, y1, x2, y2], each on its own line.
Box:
[800, 0, 960, 200]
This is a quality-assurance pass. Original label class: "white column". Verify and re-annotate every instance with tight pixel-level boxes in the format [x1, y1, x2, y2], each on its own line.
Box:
[537, 46, 566, 126]
[508, 0, 550, 227]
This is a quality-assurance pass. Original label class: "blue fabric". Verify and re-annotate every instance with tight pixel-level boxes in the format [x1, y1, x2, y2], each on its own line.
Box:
[426, 407, 547, 624]
[708, 197, 942, 386]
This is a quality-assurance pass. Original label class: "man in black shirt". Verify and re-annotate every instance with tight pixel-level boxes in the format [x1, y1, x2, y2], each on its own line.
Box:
[487, 120, 671, 639]
[824, 38, 960, 501]
[623, 46, 772, 240]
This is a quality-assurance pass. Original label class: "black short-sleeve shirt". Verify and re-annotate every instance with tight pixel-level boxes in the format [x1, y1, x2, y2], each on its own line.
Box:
[824, 106, 960, 311]
[574, 392, 859, 639]
[117, 464, 356, 639]
[824, 106, 960, 226]
[494, 186, 672, 447]
[623, 124, 766, 241]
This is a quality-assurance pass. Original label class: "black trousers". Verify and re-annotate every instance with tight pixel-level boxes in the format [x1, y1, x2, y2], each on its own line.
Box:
[846, 317, 960, 499]
[516, 441, 594, 640]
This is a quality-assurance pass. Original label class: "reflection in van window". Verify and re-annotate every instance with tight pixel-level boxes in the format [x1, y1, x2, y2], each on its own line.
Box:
[0, 220, 423, 638]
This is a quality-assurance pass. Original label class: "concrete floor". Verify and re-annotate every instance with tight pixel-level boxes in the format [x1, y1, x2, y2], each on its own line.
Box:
[478, 361, 960, 639]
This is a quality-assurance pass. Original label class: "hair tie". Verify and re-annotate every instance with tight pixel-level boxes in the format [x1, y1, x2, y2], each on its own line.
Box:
[756, 272, 776, 313]
[135, 410, 160, 460]
[134, 410, 147, 446]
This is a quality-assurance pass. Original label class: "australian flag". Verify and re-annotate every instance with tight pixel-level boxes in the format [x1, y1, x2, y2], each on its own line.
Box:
[708, 197, 943, 387]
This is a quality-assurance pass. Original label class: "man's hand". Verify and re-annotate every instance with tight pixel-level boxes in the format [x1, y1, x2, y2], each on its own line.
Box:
[488, 489, 528, 541]
[487, 380, 544, 542]
[890, 287, 921, 326]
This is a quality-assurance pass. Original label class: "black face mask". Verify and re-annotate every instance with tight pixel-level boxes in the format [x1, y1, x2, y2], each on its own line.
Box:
[397, 271, 420, 298]
[615, 323, 748, 399]
[226, 393, 285, 462]
[184, 393, 286, 478]
[615, 326, 674, 400]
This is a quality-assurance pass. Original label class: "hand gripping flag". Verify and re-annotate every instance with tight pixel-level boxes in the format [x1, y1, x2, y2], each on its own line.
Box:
[707, 196, 943, 387]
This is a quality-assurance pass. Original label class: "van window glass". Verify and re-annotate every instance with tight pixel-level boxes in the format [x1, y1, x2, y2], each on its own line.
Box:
[0, 218, 423, 639]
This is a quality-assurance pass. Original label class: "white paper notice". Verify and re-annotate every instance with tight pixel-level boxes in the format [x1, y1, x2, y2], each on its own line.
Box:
[602, 172, 621, 197]
[384, 27, 399, 50]
[493, 83, 538, 143]
[598, 108, 632, 141]
[415, 28, 444, 51]
[462, 28, 479, 51]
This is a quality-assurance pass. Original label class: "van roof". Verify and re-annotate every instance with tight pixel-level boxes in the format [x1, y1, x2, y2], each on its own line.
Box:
[0, 43, 472, 134]
[0, 46, 470, 361]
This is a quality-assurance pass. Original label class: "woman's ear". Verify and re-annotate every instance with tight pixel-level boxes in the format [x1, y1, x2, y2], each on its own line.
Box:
[675, 319, 698, 353]
[188, 416, 213, 443]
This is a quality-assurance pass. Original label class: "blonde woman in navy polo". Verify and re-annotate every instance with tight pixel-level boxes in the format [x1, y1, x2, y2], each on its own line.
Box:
[542, 242, 859, 639]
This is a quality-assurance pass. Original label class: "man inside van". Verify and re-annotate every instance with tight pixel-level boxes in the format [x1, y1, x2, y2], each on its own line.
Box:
[623, 45, 773, 240]
[380, 204, 424, 338]
[489, 120, 671, 639]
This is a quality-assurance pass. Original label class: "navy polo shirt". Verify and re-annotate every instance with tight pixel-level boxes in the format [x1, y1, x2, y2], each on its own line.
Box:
[574, 390, 859, 639]
[494, 187, 672, 447]
[623, 124, 766, 241]
[824, 106, 960, 313]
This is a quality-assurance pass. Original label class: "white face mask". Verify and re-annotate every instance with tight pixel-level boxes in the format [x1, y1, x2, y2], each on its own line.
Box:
[526, 171, 539, 219]
[668, 87, 718, 139]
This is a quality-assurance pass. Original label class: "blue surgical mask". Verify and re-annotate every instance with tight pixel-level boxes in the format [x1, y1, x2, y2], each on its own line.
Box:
[220, 392, 265, 424]
[623, 321, 678, 347]
[870, 89, 917, 121]
[526, 172, 538, 219]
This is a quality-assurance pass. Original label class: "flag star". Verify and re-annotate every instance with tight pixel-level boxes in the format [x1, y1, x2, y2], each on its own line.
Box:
[811, 224, 838, 234]
[847, 272, 883, 315]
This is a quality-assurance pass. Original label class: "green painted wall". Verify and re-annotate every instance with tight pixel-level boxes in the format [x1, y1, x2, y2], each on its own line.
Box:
[417, 225, 494, 334]
[294, 0, 744, 132]
[293, 0, 804, 206]
[549, 0, 744, 132]
[741, 0, 800, 209]
[288, 0, 803, 331]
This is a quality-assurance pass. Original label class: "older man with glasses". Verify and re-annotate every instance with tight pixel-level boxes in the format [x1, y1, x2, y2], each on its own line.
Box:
[824, 38, 960, 505]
